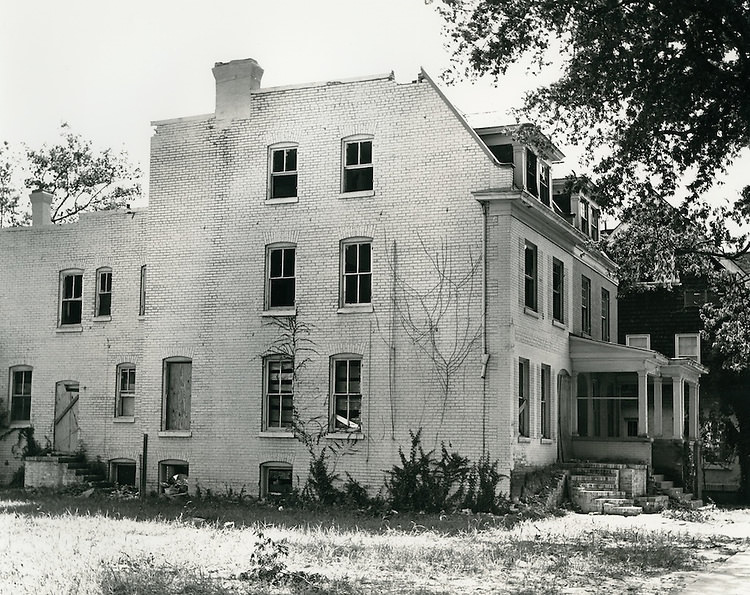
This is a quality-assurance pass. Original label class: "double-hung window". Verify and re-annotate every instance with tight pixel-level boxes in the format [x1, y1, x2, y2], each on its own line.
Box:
[96, 268, 112, 317]
[540, 364, 551, 439]
[581, 276, 591, 335]
[342, 240, 372, 305]
[9, 367, 32, 423]
[675, 333, 701, 362]
[269, 145, 298, 199]
[524, 242, 538, 311]
[116, 364, 136, 417]
[265, 357, 294, 430]
[552, 258, 564, 323]
[267, 245, 296, 309]
[60, 270, 83, 326]
[139, 265, 146, 316]
[331, 357, 362, 432]
[539, 163, 550, 206]
[579, 200, 590, 236]
[343, 138, 373, 193]
[526, 149, 538, 196]
[518, 359, 529, 437]
[601, 288, 610, 342]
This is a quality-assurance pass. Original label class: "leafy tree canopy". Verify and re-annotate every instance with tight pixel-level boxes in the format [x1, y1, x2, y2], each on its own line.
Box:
[436, 0, 750, 207]
[1, 123, 141, 226]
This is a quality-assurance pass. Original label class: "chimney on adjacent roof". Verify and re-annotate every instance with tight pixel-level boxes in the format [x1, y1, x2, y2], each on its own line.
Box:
[212, 58, 264, 120]
[29, 189, 53, 226]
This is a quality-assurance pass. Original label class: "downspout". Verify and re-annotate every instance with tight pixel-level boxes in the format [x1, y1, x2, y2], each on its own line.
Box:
[480, 202, 490, 454]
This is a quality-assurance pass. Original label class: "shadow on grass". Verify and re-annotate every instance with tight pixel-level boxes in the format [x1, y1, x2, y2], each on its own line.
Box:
[0, 487, 551, 535]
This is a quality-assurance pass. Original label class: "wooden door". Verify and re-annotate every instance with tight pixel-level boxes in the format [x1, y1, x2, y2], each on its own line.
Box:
[54, 381, 80, 452]
[165, 362, 191, 430]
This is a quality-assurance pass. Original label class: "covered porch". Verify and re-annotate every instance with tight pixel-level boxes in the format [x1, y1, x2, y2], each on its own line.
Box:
[565, 336, 706, 467]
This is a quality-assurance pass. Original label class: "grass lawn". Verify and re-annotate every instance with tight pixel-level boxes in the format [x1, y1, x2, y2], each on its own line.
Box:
[0, 489, 747, 594]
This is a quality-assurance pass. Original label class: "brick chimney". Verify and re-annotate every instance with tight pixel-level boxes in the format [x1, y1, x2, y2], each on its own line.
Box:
[212, 58, 264, 121]
[29, 189, 53, 226]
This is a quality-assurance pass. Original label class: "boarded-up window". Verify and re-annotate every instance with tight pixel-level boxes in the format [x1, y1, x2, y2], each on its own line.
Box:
[163, 358, 192, 430]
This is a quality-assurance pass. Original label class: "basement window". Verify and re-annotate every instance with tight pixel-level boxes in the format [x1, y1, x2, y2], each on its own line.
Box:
[110, 460, 136, 486]
[261, 462, 292, 498]
[159, 460, 189, 495]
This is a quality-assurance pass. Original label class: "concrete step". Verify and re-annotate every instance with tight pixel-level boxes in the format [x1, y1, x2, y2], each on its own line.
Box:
[602, 503, 642, 516]
[571, 467, 619, 477]
[594, 498, 633, 512]
[654, 479, 674, 490]
[634, 495, 670, 513]
[652, 474, 665, 483]
[683, 499, 705, 509]
[570, 474, 619, 484]
[571, 481, 619, 491]
[663, 486, 684, 497]
[571, 489, 627, 513]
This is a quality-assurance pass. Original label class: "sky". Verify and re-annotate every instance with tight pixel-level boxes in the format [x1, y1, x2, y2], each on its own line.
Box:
[0, 0, 746, 212]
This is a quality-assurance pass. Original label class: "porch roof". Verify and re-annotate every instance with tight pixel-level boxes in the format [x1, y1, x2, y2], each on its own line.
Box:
[569, 334, 707, 380]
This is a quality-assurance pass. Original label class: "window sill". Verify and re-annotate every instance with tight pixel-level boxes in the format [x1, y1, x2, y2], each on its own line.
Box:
[517, 436, 531, 443]
[258, 432, 296, 439]
[56, 325, 83, 334]
[339, 189, 375, 199]
[158, 430, 192, 438]
[113, 417, 135, 424]
[523, 307, 540, 319]
[540, 438, 553, 444]
[337, 304, 373, 314]
[552, 320, 566, 329]
[8, 421, 32, 429]
[137, 315, 146, 321]
[326, 432, 364, 441]
[265, 196, 299, 205]
[262, 307, 297, 317]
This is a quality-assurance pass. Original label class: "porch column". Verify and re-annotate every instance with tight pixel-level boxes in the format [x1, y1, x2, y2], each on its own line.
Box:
[653, 376, 663, 437]
[637, 370, 649, 436]
[673, 377, 685, 439]
[688, 381, 700, 439]
[571, 372, 579, 436]
[586, 374, 594, 437]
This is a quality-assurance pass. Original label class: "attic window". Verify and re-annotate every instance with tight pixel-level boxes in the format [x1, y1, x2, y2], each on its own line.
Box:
[539, 164, 550, 206]
[490, 144, 514, 164]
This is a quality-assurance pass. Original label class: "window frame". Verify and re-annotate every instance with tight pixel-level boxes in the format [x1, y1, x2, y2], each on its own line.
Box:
[601, 288, 610, 342]
[524, 241, 538, 311]
[591, 208, 600, 241]
[540, 364, 551, 439]
[162, 357, 192, 431]
[675, 333, 701, 363]
[330, 355, 363, 433]
[260, 462, 293, 498]
[268, 143, 299, 201]
[340, 238, 372, 307]
[626, 334, 651, 350]
[341, 136, 374, 194]
[581, 276, 592, 335]
[579, 199, 590, 236]
[139, 265, 146, 316]
[525, 149, 538, 196]
[9, 365, 32, 423]
[539, 163, 551, 206]
[116, 363, 136, 418]
[266, 244, 296, 310]
[95, 267, 112, 318]
[552, 258, 564, 323]
[59, 269, 84, 326]
[518, 359, 530, 437]
[110, 459, 137, 486]
[263, 356, 294, 432]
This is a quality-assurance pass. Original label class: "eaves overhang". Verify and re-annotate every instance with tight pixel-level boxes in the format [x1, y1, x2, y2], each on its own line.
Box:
[473, 189, 618, 280]
[570, 334, 667, 374]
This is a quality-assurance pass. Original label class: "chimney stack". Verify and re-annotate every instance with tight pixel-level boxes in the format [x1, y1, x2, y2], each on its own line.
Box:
[29, 189, 53, 226]
[212, 58, 264, 121]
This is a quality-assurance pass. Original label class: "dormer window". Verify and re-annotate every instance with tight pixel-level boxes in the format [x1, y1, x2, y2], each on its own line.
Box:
[591, 208, 600, 241]
[526, 149, 538, 197]
[579, 200, 590, 236]
[540, 164, 550, 206]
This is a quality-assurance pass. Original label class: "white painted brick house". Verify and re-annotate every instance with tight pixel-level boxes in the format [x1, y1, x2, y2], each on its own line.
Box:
[0, 58, 703, 495]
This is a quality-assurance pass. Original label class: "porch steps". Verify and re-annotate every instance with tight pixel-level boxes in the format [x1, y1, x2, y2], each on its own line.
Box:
[24, 454, 110, 489]
[652, 474, 704, 509]
[634, 495, 670, 513]
[568, 464, 647, 516]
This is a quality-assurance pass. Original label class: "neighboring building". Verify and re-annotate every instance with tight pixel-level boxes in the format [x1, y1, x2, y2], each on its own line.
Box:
[0, 58, 703, 496]
[618, 266, 744, 497]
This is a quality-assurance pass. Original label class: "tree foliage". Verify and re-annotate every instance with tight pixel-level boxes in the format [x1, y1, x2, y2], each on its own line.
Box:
[437, 0, 750, 206]
[1, 124, 142, 225]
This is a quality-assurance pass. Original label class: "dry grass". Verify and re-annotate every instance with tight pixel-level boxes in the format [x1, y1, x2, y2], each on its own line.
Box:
[0, 490, 746, 594]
